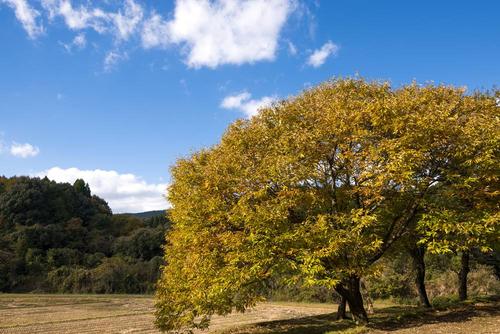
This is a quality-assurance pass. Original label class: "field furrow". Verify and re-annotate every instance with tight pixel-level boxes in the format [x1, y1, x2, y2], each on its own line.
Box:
[0, 295, 335, 334]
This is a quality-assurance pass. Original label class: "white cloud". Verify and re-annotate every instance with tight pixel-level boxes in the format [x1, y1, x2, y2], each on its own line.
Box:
[10, 142, 40, 158]
[72, 32, 86, 47]
[141, 12, 170, 49]
[61, 32, 86, 52]
[287, 41, 297, 55]
[103, 50, 128, 72]
[111, 0, 143, 41]
[307, 41, 339, 68]
[142, 0, 295, 68]
[41, 0, 143, 40]
[221, 92, 251, 109]
[1, 0, 44, 38]
[41, 0, 109, 32]
[221, 91, 276, 118]
[3, 0, 298, 69]
[37, 167, 168, 213]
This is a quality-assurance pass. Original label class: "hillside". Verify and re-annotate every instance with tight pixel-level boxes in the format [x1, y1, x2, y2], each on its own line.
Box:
[0, 176, 169, 293]
[125, 210, 167, 220]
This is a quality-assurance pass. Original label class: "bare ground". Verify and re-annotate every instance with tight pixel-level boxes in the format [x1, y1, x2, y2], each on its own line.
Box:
[0, 294, 498, 334]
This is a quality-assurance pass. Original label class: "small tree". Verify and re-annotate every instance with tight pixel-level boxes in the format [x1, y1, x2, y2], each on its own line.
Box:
[73, 179, 91, 197]
[155, 79, 498, 331]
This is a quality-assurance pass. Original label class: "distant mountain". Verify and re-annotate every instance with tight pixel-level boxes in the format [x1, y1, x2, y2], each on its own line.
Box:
[125, 210, 167, 219]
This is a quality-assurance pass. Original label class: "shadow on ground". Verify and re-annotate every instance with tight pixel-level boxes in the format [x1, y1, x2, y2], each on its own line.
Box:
[220, 296, 500, 334]
[368, 300, 499, 332]
[244, 314, 356, 334]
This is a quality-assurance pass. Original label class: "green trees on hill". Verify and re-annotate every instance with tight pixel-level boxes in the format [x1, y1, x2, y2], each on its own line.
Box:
[0, 176, 169, 293]
[155, 78, 499, 331]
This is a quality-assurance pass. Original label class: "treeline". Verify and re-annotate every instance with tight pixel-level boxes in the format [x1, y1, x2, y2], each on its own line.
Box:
[265, 245, 500, 305]
[0, 176, 168, 293]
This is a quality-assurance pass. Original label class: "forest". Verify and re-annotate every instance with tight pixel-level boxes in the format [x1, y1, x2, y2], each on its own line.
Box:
[0, 176, 168, 293]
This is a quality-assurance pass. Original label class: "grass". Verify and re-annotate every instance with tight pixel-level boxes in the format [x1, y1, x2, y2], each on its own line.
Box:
[216, 295, 500, 334]
[0, 294, 498, 334]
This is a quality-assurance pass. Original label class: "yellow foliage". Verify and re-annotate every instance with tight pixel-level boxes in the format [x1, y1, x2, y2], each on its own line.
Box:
[155, 78, 499, 332]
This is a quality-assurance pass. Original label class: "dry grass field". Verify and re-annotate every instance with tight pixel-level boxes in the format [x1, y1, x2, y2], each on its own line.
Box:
[0, 294, 498, 334]
[0, 294, 335, 334]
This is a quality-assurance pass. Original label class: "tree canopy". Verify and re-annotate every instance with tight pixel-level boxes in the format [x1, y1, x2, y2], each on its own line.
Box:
[155, 78, 499, 331]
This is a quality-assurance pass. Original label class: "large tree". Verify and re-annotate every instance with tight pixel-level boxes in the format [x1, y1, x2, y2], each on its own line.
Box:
[155, 79, 499, 331]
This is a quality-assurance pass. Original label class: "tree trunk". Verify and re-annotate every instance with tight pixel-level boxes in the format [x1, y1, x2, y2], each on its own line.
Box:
[458, 251, 470, 301]
[335, 275, 369, 324]
[408, 244, 431, 308]
[336, 295, 347, 320]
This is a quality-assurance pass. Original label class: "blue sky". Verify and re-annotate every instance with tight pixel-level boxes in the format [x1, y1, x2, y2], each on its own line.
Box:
[1, 0, 499, 212]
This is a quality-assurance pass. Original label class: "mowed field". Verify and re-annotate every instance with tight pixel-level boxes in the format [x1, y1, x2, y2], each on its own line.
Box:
[0, 294, 336, 334]
[0, 294, 499, 334]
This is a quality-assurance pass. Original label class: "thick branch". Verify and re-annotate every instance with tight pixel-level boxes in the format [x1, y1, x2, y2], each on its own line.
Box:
[368, 201, 419, 265]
